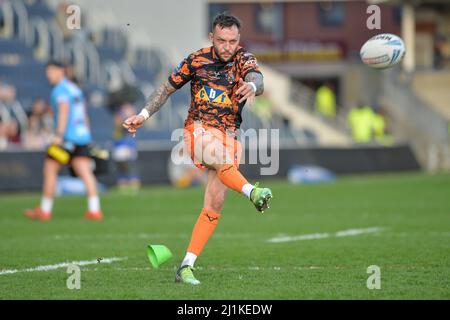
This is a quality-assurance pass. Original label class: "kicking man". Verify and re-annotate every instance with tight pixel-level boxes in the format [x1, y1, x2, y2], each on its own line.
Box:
[123, 13, 272, 284]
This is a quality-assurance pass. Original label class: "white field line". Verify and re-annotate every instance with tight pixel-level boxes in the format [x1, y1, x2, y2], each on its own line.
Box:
[0, 257, 127, 276]
[48, 234, 168, 240]
[47, 233, 254, 240]
[267, 227, 384, 243]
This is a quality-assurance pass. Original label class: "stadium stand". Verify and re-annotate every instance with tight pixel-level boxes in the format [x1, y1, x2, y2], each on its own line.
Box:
[412, 71, 450, 121]
[0, 0, 304, 150]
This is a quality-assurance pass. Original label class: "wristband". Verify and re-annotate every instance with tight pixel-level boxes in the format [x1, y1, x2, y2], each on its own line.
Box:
[138, 109, 150, 121]
[248, 82, 257, 93]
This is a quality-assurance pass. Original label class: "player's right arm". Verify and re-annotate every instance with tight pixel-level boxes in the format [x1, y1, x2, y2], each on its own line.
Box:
[122, 80, 176, 134]
[123, 54, 193, 134]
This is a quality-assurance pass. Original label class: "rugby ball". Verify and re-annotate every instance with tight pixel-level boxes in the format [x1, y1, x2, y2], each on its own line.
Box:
[360, 33, 406, 69]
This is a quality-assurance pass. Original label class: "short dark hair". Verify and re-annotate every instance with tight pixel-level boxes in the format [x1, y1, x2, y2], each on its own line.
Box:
[212, 12, 241, 32]
[46, 60, 66, 69]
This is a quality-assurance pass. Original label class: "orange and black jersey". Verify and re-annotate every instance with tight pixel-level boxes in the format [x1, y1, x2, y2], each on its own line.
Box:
[168, 46, 262, 133]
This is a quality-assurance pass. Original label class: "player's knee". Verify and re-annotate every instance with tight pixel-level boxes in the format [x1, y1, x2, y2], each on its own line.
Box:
[72, 161, 94, 178]
[213, 162, 235, 173]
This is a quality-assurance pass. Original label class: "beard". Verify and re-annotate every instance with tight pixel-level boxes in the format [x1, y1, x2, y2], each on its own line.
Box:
[213, 44, 236, 62]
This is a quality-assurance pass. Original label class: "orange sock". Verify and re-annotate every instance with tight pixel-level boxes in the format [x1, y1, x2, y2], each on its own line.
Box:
[217, 164, 248, 194]
[187, 208, 221, 256]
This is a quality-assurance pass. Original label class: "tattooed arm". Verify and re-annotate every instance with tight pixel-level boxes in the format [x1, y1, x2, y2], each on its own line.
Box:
[236, 72, 264, 104]
[142, 80, 177, 118]
[122, 81, 176, 134]
[245, 72, 264, 96]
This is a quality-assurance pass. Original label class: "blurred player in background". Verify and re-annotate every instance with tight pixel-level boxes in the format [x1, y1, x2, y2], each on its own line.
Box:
[123, 13, 272, 285]
[112, 102, 141, 194]
[24, 61, 103, 221]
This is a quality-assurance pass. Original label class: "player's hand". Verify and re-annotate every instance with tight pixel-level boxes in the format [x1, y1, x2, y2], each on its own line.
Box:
[123, 115, 145, 135]
[235, 78, 256, 105]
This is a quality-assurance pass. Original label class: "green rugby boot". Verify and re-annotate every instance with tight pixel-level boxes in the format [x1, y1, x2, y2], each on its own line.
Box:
[250, 182, 273, 213]
[175, 265, 201, 285]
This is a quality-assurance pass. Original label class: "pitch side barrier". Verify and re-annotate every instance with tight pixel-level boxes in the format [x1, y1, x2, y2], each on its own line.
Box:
[0, 144, 420, 192]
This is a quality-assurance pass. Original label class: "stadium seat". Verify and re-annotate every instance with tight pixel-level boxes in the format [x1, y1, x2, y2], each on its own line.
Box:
[138, 129, 173, 141]
[87, 106, 113, 143]
[97, 46, 124, 63]
[24, 0, 54, 19]
[132, 68, 157, 84]
[0, 38, 34, 59]
[170, 86, 190, 107]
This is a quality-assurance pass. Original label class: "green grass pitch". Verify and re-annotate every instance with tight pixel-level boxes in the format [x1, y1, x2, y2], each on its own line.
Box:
[0, 172, 449, 299]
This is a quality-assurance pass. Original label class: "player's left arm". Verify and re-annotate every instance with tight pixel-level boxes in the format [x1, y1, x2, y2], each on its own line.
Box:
[236, 72, 264, 104]
[53, 101, 70, 145]
[236, 51, 264, 103]
[245, 71, 264, 96]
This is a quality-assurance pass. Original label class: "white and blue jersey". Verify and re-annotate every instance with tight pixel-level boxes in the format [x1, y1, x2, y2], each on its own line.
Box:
[50, 78, 91, 145]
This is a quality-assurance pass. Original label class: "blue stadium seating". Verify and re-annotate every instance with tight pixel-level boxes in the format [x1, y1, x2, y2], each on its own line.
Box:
[0, 38, 34, 60]
[1, 0, 299, 146]
[138, 129, 173, 141]
[87, 106, 113, 141]
[97, 47, 125, 63]
[14, 81, 51, 105]
[170, 86, 190, 107]
[132, 67, 158, 84]
[24, 0, 54, 19]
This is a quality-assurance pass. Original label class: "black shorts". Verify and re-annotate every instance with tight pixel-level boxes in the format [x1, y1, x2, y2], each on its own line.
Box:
[69, 144, 91, 159]
[46, 144, 91, 164]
